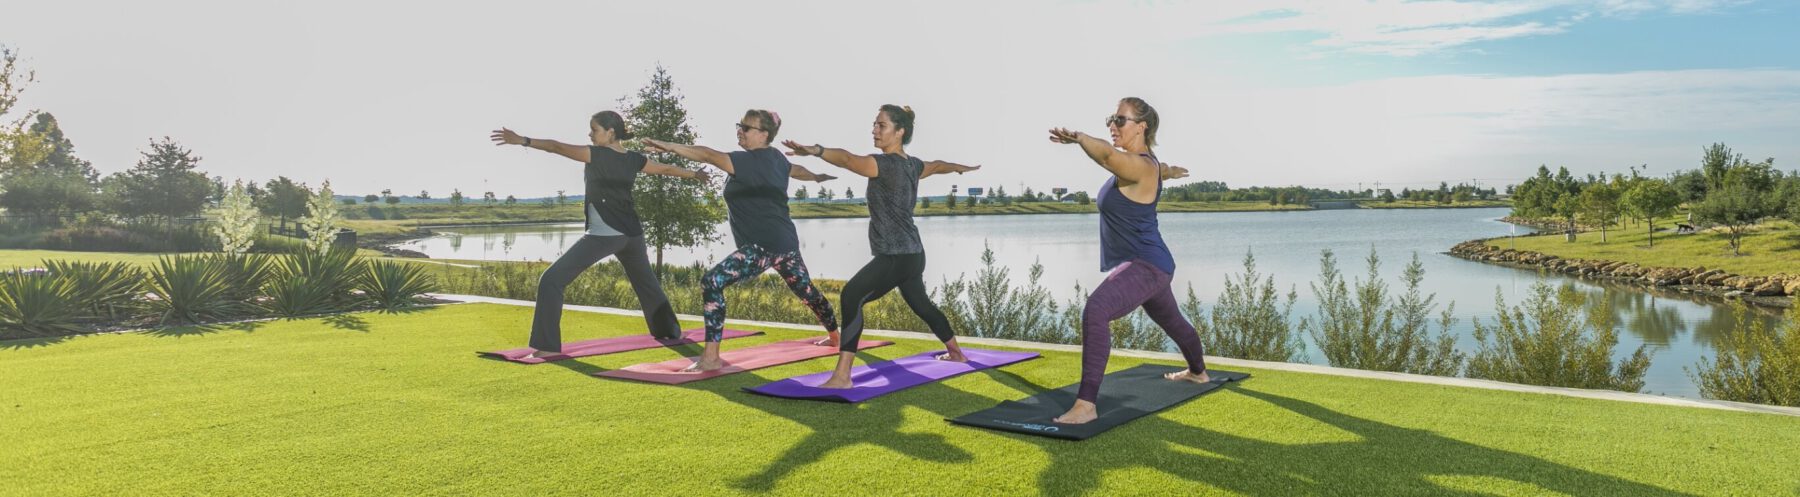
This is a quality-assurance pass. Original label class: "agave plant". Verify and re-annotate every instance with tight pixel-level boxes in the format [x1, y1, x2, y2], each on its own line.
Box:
[358, 260, 438, 311]
[43, 260, 144, 320]
[0, 269, 85, 337]
[145, 255, 243, 325]
[263, 248, 363, 317]
[217, 253, 275, 302]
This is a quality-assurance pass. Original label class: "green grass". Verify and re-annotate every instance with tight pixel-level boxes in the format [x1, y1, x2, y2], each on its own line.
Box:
[3, 303, 1796, 496]
[0, 249, 174, 269]
[1489, 219, 1800, 277]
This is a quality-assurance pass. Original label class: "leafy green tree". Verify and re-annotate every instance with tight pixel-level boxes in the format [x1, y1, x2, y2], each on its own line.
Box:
[103, 137, 212, 221]
[618, 65, 726, 268]
[1620, 178, 1680, 247]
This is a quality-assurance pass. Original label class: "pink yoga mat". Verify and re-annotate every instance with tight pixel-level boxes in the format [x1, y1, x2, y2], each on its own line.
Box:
[594, 339, 895, 384]
[479, 329, 761, 364]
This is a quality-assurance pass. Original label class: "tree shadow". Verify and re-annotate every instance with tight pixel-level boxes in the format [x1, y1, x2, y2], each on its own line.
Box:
[0, 334, 74, 350]
[141, 320, 265, 338]
[1014, 386, 1696, 496]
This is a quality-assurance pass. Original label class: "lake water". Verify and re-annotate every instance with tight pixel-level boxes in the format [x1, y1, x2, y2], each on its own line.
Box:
[394, 208, 1786, 399]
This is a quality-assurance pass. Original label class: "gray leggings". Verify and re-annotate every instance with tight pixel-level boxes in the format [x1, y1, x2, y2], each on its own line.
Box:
[530, 235, 681, 351]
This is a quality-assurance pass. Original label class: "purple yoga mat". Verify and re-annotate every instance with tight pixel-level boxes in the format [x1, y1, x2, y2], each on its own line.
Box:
[479, 329, 761, 364]
[744, 349, 1041, 403]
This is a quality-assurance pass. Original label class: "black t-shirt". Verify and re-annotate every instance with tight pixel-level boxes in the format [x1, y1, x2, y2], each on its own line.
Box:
[723, 148, 800, 253]
[866, 154, 925, 255]
[584, 146, 647, 237]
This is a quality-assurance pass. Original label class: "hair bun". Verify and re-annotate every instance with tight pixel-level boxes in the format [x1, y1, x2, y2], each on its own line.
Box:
[902, 105, 914, 116]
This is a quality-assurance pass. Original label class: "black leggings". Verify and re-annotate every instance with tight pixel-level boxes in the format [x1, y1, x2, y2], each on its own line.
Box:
[837, 253, 955, 352]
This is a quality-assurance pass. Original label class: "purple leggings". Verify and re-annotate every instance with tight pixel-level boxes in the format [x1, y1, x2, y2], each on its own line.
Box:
[1078, 259, 1208, 402]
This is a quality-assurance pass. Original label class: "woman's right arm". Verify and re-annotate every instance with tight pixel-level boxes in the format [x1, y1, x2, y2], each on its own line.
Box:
[642, 139, 735, 175]
[1047, 128, 1155, 184]
[490, 128, 590, 163]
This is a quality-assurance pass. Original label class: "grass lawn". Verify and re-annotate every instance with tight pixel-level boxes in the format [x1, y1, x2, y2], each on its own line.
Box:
[1489, 219, 1800, 278]
[4, 303, 1796, 496]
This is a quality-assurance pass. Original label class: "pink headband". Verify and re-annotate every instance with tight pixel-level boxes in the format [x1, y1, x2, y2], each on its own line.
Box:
[769, 111, 781, 127]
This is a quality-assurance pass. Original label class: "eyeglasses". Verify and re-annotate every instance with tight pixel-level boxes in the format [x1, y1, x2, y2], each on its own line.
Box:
[1105, 114, 1142, 128]
[735, 123, 765, 133]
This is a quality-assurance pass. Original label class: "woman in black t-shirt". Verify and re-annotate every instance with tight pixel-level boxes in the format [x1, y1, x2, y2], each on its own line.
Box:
[781, 104, 980, 389]
[489, 111, 709, 359]
[642, 109, 839, 372]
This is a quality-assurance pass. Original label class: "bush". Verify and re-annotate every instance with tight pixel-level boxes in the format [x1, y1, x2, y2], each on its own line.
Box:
[1688, 301, 1800, 406]
[145, 255, 245, 324]
[1301, 249, 1464, 376]
[939, 244, 1065, 343]
[0, 269, 84, 337]
[360, 260, 439, 311]
[263, 248, 363, 317]
[44, 260, 143, 320]
[1467, 283, 1652, 392]
[1206, 251, 1301, 361]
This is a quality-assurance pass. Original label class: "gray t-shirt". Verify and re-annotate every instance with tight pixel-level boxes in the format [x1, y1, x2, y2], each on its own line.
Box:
[586, 202, 623, 237]
[866, 154, 925, 255]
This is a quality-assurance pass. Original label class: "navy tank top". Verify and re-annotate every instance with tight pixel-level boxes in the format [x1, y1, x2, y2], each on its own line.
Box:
[1095, 152, 1175, 274]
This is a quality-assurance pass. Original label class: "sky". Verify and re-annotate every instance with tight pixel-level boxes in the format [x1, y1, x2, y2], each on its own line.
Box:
[5, 0, 1798, 197]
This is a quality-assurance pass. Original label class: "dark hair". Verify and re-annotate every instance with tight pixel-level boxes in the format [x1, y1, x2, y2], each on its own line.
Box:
[591, 111, 632, 141]
[1120, 97, 1158, 147]
[744, 109, 780, 140]
[879, 104, 915, 145]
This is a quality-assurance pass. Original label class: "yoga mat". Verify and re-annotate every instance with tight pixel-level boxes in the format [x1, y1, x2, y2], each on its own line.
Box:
[744, 349, 1041, 403]
[479, 329, 761, 364]
[948, 364, 1248, 441]
[595, 339, 895, 385]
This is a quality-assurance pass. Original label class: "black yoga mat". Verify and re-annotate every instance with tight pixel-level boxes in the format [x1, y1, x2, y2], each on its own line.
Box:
[947, 364, 1249, 441]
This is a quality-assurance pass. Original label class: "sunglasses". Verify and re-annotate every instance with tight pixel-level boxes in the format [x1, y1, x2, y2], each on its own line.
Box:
[1105, 114, 1143, 128]
[735, 123, 765, 133]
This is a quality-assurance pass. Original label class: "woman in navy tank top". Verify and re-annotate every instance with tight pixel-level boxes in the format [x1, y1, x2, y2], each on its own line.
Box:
[1046, 97, 1211, 425]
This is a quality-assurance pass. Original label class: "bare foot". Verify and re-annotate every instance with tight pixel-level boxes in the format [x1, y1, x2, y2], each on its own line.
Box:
[935, 349, 969, 362]
[680, 357, 726, 372]
[813, 331, 841, 347]
[1053, 399, 1099, 424]
[1165, 369, 1212, 384]
[818, 373, 854, 389]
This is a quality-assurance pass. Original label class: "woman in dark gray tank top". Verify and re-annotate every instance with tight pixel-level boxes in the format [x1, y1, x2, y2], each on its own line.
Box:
[782, 104, 981, 389]
[488, 111, 710, 359]
[643, 109, 841, 372]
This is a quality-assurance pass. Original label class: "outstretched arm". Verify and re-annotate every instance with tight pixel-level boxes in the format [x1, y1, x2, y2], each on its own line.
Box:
[922, 160, 980, 179]
[642, 139, 735, 175]
[643, 161, 712, 182]
[781, 140, 877, 178]
[490, 128, 589, 163]
[787, 163, 837, 183]
[1047, 128, 1156, 183]
[1162, 164, 1189, 180]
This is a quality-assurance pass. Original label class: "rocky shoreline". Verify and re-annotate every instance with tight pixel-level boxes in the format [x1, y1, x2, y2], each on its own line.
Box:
[1450, 238, 1798, 309]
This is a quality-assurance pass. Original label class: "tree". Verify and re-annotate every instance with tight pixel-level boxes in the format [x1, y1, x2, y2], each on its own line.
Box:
[210, 180, 259, 253]
[1577, 177, 1621, 242]
[556, 190, 567, 205]
[1074, 191, 1091, 205]
[449, 189, 464, 207]
[945, 190, 957, 210]
[820, 187, 836, 200]
[1692, 160, 1779, 256]
[920, 196, 932, 209]
[104, 137, 212, 221]
[363, 194, 379, 203]
[0, 47, 51, 176]
[504, 195, 517, 205]
[380, 189, 393, 203]
[1701, 143, 1738, 190]
[483, 191, 496, 204]
[845, 187, 854, 199]
[299, 179, 342, 254]
[417, 190, 430, 200]
[258, 176, 311, 230]
[1620, 178, 1680, 247]
[619, 65, 726, 269]
[794, 185, 809, 200]
[385, 194, 400, 205]
[964, 194, 977, 208]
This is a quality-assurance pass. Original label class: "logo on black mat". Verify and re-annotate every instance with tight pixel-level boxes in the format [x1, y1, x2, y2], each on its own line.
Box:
[993, 419, 1059, 432]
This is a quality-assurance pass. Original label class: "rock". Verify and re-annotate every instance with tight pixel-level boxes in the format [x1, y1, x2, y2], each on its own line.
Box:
[1786, 280, 1800, 296]
[1753, 282, 1785, 297]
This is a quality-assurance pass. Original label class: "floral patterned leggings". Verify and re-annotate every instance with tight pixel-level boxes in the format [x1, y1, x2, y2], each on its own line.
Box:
[701, 244, 837, 342]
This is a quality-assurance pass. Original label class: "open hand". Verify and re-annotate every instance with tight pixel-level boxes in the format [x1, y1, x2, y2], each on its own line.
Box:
[489, 128, 523, 146]
[780, 140, 818, 157]
[1047, 128, 1080, 144]
[641, 139, 671, 154]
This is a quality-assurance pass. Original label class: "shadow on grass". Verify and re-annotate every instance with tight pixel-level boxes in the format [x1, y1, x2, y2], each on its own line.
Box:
[0, 334, 74, 350]
[617, 353, 1695, 496]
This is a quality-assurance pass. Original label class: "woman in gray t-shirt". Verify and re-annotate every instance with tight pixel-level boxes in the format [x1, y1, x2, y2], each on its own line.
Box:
[782, 104, 980, 389]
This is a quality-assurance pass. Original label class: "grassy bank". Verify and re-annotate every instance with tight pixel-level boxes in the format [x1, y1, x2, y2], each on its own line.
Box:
[1359, 199, 1512, 209]
[1487, 219, 1800, 278]
[3, 302, 1795, 496]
